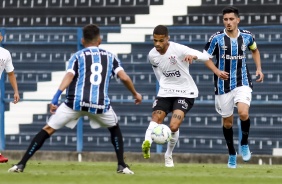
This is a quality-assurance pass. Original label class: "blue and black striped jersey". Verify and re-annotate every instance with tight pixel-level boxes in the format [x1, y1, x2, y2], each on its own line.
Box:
[64, 46, 123, 114]
[204, 29, 256, 95]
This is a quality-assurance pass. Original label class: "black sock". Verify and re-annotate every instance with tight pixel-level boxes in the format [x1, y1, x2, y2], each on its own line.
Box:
[240, 118, 250, 145]
[223, 126, 236, 155]
[108, 124, 126, 167]
[18, 129, 50, 165]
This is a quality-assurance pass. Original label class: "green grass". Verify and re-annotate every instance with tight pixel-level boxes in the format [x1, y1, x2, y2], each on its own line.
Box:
[1, 161, 282, 184]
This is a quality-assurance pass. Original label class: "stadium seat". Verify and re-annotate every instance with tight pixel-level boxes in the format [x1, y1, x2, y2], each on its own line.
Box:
[150, 0, 163, 5]
[265, 14, 281, 24]
[121, 0, 134, 6]
[233, 0, 246, 5]
[4, 0, 18, 8]
[217, 0, 231, 5]
[33, 17, 47, 26]
[62, 0, 75, 7]
[92, 16, 106, 25]
[90, 0, 104, 6]
[121, 16, 135, 24]
[188, 15, 203, 25]
[77, 17, 91, 26]
[248, 0, 262, 5]
[19, 0, 32, 7]
[48, 0, 61, 7]
[62, 17, 76, 26]
[204, 14, 219, 25]
[47, 16, 61, 26]
[173, 16, 187, 25]
[77, 0, 89, 7]
[33, 0, 47, 7]
[106, 0, 119, 6]
[249, 14, 265, 25]
[201, 0, 216, 5]
[136, 0, 149, 5]
[4, 17, 18, 26]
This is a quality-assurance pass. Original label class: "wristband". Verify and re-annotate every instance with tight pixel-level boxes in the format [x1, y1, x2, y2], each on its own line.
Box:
[51, 89, 63, 105]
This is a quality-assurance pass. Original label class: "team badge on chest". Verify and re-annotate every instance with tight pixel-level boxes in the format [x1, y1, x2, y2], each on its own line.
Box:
[168, 55, 177, 65]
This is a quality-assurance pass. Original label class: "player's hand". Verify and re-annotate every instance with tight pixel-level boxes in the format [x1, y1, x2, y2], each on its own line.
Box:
[256, 70, 264, 82]
[216, 70, 229, 80]
[183, 55, 197, 64]
[134, 92, 142, 105]
[13, 93, 20, 104]
[49, 104, 58, 114]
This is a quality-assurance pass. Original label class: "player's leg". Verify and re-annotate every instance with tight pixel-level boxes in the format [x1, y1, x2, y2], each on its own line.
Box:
[142, 97, 169, 159]
[8, 103, 79, 172]
[215, 93, 237, 168]
[165, 98, 194, 167]
[0, 153, 8, 163]
[89, 107, 133, 174]
[235, 86, 252, 161]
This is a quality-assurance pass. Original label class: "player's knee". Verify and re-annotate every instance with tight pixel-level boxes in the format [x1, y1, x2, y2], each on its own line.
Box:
[169, 124, 179, 132]
[239, 112, 249, 121]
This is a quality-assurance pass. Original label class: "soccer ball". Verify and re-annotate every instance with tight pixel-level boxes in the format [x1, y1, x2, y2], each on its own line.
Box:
[151, 124, 172, 144]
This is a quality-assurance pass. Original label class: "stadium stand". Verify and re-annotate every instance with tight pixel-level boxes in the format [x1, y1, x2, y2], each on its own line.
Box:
[1, 0, 282, 155]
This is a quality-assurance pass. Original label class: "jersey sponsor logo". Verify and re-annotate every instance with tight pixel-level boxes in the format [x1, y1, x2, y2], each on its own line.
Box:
[222, 54, 246, 60]
[80, 101, 106, 109]
[178, 99, 188, 109]
[163, 70, 181, 77]
[164, 89, 188, 94]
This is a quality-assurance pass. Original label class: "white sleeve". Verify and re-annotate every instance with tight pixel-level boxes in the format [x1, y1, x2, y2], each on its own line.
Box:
[186, 47, 209, 62]
[5, 51, 14, 73]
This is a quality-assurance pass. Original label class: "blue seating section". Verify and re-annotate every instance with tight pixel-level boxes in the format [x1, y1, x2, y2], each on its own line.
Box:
[2, 1, 282, 155]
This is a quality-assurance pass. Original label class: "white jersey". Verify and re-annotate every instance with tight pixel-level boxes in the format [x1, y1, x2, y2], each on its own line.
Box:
[0, 47, 14, 79]
[148, 41, 208, 98]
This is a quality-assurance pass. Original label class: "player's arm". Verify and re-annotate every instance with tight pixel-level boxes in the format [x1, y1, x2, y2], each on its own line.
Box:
[50, 72, 74, 113]
[204, 58, 229, 80]
[183, 46, 209, 63]
[7, 71, 20, 104]
[250, 47, 264, 82]
[117, 70, 142, 105]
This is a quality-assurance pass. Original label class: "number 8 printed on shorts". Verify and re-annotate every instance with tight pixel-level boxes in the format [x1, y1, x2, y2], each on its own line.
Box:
[90, 63, 102, 85]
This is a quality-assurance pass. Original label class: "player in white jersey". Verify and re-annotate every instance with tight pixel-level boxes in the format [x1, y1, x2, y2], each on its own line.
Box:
[0, 32, 20, 163]
[203, 6, 264, 168]
[8, 24, 142, 174]
[142, 25, 208, 167]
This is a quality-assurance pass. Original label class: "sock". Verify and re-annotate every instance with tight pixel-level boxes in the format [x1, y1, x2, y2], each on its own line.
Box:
[223, 126, 236, 155]
[18, 129, 50, 165]
[144, 121, 158, 144]
[108, 124, 126, 167]
[165, 129, 179, 156]
[240, 118, 250, 145]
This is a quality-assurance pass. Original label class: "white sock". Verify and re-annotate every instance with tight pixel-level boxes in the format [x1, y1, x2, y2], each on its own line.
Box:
[144, 121, 158, 144]
[165, 129, 179, 156]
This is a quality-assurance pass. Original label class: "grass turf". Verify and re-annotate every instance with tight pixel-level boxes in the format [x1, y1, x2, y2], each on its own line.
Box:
[1, 161, 282, 184]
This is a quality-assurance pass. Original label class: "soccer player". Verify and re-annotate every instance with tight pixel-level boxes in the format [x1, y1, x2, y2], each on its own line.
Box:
[203, 6, 264, 168]
[142, 25, 209, 167]
[0, 32, 20, 163]
[8, 24, 142, 174]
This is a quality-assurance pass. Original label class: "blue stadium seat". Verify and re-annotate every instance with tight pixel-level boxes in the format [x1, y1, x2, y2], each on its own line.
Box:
[34, 0, 47, 7]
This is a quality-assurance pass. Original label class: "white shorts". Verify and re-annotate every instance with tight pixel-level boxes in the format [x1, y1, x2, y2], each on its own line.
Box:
[48, 103, 118, 130]
[215, 86, 252, 118]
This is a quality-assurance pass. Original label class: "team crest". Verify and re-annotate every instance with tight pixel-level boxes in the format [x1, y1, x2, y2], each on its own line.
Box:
[241, 44, 247, 51]
[168, 55, 177, 65]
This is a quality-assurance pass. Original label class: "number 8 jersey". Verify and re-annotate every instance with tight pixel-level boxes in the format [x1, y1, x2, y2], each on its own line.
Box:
[65, 46, 123, 114]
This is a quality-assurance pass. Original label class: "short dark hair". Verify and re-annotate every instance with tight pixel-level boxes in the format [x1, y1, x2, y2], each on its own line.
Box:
[83, 24, 100, 42]
[222, 6, 239, 17]
[153, 25, 168, 36]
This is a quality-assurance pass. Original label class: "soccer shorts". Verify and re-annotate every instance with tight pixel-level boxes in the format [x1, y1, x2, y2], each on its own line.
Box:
[152, 97, 194, 115]
[47, 103, 118, 130]
[215, 86, 252, 118]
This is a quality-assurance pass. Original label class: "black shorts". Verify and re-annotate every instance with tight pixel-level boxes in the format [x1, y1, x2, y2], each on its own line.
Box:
[152, 97, 195, 115]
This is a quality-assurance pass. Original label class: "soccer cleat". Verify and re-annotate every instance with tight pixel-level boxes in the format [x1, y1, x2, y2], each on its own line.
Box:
[142, 140, 151, 159]
[165, 155, 174, 167]
[0, 154, 8, 163]
[241, 145, 252, 162]
[117, 164, 134, 174]
[227, 154, 237, 168]
[8, 164, 26, 173]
